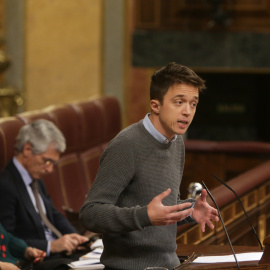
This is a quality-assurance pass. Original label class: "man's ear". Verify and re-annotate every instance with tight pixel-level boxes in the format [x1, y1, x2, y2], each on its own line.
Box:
[150, 99, 160, 114]
[23, 143, 32, 157]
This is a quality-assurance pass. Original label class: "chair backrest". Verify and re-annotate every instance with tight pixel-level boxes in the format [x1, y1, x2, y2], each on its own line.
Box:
[0, 117, 24, 171]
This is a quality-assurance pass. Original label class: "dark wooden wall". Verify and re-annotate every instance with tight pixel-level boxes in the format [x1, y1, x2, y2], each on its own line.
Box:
[134, 0, 270, 32]
[181, 141, 270, 199]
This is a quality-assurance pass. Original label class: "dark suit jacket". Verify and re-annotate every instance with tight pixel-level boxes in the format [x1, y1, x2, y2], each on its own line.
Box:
[0, 160, 77, 252]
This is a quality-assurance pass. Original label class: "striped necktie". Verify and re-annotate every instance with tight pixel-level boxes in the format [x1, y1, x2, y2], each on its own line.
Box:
[30, 181, 62, 238]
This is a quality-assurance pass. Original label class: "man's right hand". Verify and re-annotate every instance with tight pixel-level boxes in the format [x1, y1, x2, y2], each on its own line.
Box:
[147, 188, 193, 226]
[50, 233, 89, 253]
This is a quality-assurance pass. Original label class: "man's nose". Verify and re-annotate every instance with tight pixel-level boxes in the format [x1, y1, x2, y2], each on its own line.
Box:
[182, 104, 191, 115]
[45, 164, 54, 173]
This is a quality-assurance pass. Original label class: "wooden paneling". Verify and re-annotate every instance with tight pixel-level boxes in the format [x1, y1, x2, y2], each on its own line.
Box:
[134, 0, 270, 32]
[0, 0, 3, 35]
[181, 151, 269, 200]
[135, 0, 161, 29]
[229, 0, 269, 11]
[0, 0, 5, 83]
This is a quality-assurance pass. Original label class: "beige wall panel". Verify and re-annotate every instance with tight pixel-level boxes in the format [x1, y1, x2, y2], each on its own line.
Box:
[25, 0, 103, 110]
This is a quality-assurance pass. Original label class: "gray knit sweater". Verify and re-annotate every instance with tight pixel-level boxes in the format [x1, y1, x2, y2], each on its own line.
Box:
[80, 120, 195, 270]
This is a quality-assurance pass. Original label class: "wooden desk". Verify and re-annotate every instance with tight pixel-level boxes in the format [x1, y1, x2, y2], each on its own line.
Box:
[176, 244, 269, 270]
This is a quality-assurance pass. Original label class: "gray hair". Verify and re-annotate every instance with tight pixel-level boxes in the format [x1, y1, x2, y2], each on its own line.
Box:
[15, 119, 66, 154]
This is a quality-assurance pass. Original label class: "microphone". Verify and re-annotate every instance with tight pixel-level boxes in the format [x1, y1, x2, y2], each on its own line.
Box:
[212, 174, 263, 250]
[201, 181, 240, 270]
[188, 182, 203, 199]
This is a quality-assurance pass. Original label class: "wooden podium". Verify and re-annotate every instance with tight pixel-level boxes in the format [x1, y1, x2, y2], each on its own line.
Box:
[175, 237, 270, 270]
[259, 236, 270, 265]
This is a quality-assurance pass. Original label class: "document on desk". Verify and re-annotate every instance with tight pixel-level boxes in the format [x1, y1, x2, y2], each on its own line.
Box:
[192, 252, 263, 263]
[68, 239, 104, 270]
[80, 248, 103, 260]
[68, 259, 104, 269]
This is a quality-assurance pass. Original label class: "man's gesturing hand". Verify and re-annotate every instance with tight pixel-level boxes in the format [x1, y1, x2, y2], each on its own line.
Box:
[147, 188, 193, 226]
[192, 189, 219, 232]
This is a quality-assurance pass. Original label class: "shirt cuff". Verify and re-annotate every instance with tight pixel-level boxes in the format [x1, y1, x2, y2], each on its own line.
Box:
[46, 241, 51, 256]
[189, 202, 195, 219]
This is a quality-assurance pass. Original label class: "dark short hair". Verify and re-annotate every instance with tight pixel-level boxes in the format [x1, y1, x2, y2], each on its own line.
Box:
[150, 62, 206, 103]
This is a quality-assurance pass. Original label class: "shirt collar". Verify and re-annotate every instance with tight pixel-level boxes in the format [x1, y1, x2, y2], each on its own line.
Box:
[13, 156, 33, 186]
[143, 113, 177, 144]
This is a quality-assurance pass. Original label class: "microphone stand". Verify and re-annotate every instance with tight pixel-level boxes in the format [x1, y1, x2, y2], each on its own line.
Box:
[212, 174, 263, 250]
[202, 181, 240, 270]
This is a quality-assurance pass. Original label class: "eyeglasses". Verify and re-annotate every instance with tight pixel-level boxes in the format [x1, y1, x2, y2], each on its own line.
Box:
[42, 158, 58, 168]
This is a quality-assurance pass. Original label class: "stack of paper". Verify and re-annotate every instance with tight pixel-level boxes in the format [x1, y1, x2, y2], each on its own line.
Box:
[68, 239, 104, 269]
[80, 248, 103, 260]
[90, 239, 103, 250]
[68, 259, 104, 269]
[193, 252, 263, 264]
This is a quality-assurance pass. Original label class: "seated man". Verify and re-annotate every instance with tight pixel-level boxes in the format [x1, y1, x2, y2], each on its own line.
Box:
[0, 119, 88, 259]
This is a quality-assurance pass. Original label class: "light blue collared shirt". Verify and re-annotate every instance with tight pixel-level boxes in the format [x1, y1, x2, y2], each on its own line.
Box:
[143, 113, 177, 144]
[13, 157, 56, 255]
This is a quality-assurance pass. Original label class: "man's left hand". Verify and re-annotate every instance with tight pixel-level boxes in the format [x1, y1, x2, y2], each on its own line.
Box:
[192, 189, 219, 232]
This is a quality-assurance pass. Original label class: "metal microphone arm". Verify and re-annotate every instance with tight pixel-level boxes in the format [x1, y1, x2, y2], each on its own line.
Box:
[212, 174, 263, 250]
[201, 181, 240, 270]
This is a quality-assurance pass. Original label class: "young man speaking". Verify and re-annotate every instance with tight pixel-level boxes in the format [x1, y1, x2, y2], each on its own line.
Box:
[80, 63, 219, 270]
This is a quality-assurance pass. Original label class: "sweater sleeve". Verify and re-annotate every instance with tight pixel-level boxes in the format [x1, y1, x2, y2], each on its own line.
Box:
[0, 224, 27, 260]
[80, 136, 152, 234]
[8, 233, 28, 260]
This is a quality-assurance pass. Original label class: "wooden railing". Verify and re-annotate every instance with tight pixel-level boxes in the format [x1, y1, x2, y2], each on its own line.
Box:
[177, 160, 270, 247]
[181, 140, 270, 199]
